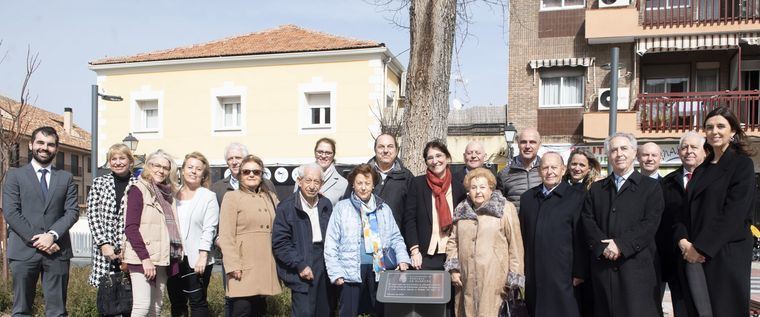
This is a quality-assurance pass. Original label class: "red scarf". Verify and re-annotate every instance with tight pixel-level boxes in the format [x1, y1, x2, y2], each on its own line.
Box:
[426, 168, 453, 233]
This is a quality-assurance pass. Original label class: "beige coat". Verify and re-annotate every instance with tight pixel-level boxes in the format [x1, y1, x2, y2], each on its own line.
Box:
[445, 194, 524, 317]
[122, 179, 179, 266]
[219, 189, 282, 298]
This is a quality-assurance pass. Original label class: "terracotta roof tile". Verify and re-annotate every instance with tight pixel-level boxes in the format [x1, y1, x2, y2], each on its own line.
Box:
[0, 96, 91, 150]
[90, 24, 384, 65]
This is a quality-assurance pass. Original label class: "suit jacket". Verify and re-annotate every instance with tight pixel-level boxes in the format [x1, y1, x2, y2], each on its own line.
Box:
[581, 171, 664, 317]
[2, 163, 79, 261]
[403, 173, 465, 256]
[657, 167, 686, 282]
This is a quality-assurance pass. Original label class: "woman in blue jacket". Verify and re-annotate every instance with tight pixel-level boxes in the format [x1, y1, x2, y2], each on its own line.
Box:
[324, 163, 411, 317]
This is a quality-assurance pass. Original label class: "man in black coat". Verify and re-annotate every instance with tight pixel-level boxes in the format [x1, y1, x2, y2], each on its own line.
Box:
[657, 132, 705, 316]
[581, 132, 664, 317]
[520, 152, 588, 317]
[344, 134, 412, 232]
[452, 141, 494, 188]
[272, 163, 333, 317]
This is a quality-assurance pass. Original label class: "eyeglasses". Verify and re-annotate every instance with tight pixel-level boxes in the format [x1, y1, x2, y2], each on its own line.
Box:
[315, 150, 334, 157]
[241, 169, 262, 177]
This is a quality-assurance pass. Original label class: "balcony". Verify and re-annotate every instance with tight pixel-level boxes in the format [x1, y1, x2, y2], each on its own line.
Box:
[583, 90, 760, 141]
[636, 90, 760, 131]
[640, 0, 760, 27]
[586, 2, 760, 44]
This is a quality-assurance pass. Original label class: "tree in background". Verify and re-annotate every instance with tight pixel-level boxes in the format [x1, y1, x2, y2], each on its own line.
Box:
[0, 42, 40, 278]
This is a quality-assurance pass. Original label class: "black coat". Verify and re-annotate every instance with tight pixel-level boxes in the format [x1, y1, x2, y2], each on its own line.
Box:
[343, 158, 413, 233]
[673, 148, 755, 317]
[520, 182, 588, 317]
[271, 191, 332, 293]
[581, 171, 664, 317]
[403, 172, 465, 266]
[658, 167, 686, 282]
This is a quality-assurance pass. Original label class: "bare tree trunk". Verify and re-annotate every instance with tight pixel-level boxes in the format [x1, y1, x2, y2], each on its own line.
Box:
[400, 0, 457, 175]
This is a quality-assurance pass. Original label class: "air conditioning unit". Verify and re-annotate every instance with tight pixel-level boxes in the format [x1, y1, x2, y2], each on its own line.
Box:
[599, 0, 630, 9]
[598, 88, 630, 110]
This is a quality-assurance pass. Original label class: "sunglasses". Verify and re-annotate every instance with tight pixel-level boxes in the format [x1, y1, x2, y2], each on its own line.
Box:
[241, 169, 263, 177]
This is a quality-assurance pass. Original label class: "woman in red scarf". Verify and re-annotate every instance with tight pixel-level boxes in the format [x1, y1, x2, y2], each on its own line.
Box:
[403, 140, 466, 271]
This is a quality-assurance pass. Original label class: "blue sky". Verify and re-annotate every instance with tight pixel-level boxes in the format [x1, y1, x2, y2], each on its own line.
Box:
[0, 0, 509, 131]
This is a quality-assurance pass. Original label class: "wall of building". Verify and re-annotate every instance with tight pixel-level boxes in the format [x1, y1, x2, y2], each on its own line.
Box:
[96, 54, 401, 167]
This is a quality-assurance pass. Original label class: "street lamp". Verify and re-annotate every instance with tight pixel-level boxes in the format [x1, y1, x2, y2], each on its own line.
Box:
[91, 84, 123, 180]
[122, 133, 139, 152]
[504, 122, 518, 159]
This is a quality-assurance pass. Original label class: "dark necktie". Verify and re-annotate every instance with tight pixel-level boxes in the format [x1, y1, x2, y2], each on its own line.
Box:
[685, 172, 692, 190]
[39, 169, 49, 199]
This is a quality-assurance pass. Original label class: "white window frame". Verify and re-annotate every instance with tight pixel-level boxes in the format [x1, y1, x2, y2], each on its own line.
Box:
[540, 0, 585, 11]
[298, 78, 337, 134]
[210, 83, 247, 135]
[130, 88, 164, 139]
[645, 0, 691, 10]
[539, 69, 585, 109]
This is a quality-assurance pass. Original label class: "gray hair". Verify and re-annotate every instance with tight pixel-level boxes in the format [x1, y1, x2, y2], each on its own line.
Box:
[297, 163, 323, 179]
[224, 142, 249, 159]
[540, 151, 565, 166]
[679, 131, 706, 149]
[604, 132, 637, 153]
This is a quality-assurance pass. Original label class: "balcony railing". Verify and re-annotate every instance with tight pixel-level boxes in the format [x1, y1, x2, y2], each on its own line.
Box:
[637, 0, 760, 27]
[635, 90, 760, 132]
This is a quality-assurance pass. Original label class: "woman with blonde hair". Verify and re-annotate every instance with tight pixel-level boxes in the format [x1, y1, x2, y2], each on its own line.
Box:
[87, 143, 138, 288]
[219, 155, 281, 316]
[167, 152, 219, 317]
[445, 167, 524, 317]
[563, 148, 601, 191]
[122, 149, 183, 317]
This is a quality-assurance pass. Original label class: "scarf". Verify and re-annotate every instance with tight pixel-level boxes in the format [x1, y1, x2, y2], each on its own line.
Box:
[350, 193, 385, 281]
[426, 168, 453, 233]
[453, 190, 507, 222]
[151, 181, 183, 259]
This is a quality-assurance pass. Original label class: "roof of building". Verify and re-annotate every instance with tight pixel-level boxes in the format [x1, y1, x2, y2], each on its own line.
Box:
[448, 105, 507, 136]
[90, 24, 385, 65]
[0, 96, 91, 150]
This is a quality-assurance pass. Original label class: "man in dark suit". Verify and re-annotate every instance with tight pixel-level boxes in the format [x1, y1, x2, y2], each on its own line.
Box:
[211, 142, 276, 206]
[581, 132, 664, 317]
[520, 152, 588, 317]
[2, 126, 79, 316]
[658, 132, 705, 316]
[637, 142, 663, 180]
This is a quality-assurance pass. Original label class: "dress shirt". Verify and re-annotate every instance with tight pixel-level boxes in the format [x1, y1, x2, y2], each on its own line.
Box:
[682, 168, 693, 189]
[614, 168, 635, 191]
[299, 193, 322, 243]
[229, 176, 239, 190]
[31, 159, 58, 240]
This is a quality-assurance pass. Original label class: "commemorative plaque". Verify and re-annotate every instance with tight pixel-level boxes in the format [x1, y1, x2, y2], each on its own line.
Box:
[377, 270, 451, 317]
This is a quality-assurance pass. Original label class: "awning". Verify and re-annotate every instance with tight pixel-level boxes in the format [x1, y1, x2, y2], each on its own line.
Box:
[529, 57, 594, 69]
[635, 33, 750, 55]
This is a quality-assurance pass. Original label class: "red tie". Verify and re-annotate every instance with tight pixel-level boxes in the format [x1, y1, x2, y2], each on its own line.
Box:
[685, 173, 692, 190]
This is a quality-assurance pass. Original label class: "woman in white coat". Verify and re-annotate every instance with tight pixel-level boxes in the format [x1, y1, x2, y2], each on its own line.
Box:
[167, 152, 219, 317]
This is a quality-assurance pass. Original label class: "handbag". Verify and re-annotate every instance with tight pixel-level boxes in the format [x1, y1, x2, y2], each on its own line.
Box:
[97, 260, 133, 316]
[498, 286, 529, 317]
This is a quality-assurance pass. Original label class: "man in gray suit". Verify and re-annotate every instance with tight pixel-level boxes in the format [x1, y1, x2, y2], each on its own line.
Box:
[2, 126, 79, 317]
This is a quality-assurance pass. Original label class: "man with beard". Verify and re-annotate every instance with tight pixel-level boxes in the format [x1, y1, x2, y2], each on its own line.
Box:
[581, 132, 664, 317]
[3, 126, 79, 316]
[344, 134, 413, 232]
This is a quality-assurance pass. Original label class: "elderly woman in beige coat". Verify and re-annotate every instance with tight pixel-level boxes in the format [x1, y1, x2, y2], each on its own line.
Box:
[219, 155, 281, 316]
[444, 168, 524, 317]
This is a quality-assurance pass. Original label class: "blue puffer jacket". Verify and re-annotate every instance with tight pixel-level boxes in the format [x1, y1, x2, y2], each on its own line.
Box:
[324, 194, 411, 284]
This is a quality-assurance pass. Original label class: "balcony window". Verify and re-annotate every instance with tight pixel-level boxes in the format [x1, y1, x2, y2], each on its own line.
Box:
[696, 69, 719, 92]
[645, 0, 690, 9]
[540, 0, 585, 10]
[644, 77, 688, 93]
[540, 71, 584, 108]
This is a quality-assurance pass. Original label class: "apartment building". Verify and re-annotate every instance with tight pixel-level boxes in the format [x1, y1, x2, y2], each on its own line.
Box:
[509, 0, 760, 171]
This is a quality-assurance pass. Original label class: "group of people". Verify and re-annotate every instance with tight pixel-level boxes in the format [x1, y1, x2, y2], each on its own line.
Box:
[0, 105, 754, 317]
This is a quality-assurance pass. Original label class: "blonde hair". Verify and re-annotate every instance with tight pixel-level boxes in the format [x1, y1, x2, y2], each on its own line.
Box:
[463, 167, 497, 190]
[106, 143, 134, 169]
[141, 149, 179, 192]
[182, 151, 211, 188]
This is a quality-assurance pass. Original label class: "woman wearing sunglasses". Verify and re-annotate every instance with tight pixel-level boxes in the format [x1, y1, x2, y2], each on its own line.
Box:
[219, 155, 282, 316]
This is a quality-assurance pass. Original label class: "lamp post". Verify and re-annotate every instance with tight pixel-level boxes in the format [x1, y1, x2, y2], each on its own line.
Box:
[121, 133, 145, 169]
[91, 85, 123, 180]
[504, 122, 518, 160]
